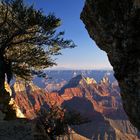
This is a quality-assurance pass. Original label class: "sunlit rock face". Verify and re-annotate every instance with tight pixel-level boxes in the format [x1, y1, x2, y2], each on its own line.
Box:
[12, 81, 50, 119]
[62, 75, 128, 122]
[5, 82, 25, 118]
[11, 75, 122, 118]
[81, 0, 140, 130]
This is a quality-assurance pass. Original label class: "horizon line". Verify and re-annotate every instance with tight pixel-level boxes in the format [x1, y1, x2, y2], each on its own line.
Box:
[45, 68, 113, 71]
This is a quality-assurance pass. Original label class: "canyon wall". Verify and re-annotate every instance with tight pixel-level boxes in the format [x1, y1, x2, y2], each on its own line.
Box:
[11, 75, 140, 139]
[81, 0, 140, 130]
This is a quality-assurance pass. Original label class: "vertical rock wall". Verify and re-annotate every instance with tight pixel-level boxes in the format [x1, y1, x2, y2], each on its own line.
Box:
[81, 0, 140, 130]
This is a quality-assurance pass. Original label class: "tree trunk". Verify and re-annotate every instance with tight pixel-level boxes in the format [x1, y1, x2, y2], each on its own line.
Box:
[0, 55, 16, 120]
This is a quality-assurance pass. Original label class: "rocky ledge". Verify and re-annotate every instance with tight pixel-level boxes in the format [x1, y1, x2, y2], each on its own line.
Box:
[81, 0, 140, 130]
[0, 121, 32, 140]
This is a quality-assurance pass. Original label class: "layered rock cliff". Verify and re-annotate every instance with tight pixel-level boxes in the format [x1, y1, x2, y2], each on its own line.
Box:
[10, 75, 140, 139]
[81, 0, 140, 130]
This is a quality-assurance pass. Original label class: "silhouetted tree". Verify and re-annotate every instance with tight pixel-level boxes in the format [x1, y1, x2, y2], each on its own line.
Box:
[36, 105, 89, 140]
[0, 0, 75, 119]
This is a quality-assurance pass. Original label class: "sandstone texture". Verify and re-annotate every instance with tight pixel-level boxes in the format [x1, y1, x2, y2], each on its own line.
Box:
[81, 0, 140, 130]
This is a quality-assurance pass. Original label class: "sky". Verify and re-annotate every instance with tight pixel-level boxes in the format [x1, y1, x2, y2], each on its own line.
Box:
[26, 0, 112, 70]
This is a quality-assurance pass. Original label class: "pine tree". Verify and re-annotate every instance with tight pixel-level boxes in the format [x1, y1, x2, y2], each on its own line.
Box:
[0, 0, 76, 119]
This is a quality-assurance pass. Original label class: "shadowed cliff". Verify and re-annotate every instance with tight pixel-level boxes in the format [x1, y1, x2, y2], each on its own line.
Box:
[81, 0, 140, 130]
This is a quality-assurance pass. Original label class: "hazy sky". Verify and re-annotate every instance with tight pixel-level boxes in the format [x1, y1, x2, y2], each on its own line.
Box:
[27, 0, 112, 70]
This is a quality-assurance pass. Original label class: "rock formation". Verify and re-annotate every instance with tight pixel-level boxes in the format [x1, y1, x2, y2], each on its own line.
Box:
[81, 0, 140, 130]
[10, 75, 140, 139]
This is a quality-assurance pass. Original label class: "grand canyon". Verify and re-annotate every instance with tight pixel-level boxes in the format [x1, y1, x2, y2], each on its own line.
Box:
[9, 70, 140, 140]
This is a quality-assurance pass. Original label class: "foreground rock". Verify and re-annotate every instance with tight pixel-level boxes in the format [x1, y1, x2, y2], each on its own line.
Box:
[0, 119, 50, 140]
[0, 119, 89, 140]
[81, 0, 140, 130]
[0, 120, 33, 140]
